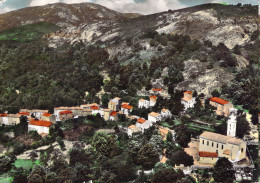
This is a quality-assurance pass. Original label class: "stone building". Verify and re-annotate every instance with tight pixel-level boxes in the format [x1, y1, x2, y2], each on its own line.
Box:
[199, 132, 247, 164]
[181, 91, 196, 111]
[108, 97, 121, 111]
[209, 97, 234, 116]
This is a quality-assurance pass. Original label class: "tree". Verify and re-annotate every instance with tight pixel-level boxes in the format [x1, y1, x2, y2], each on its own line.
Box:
[0, 156, 13, 174]
[213, 157, 235, 183]
[211, 89, 221, 97]
[152, 164, 185, 183]
[72, 163, 91, 183]
[175, 124, 191, 148]
[233, 45, 241, 55]
[91, 132, 122, 158]
[166, 131, 173, 142]
[27, 165, 46, 183]
[167, 149, 194, 167]
[45, 172, 58, 183]
[136, 143, 160, 170]
[236, 115, 250, 138]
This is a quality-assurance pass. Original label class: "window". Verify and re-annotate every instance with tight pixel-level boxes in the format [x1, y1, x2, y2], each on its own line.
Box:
[207, 141, 209, 146]
[217, 144, 219, 148]
[216, 150, 218, 153]
[241, 148, 244, 153]
[212, 142, 214, 147]
[202, 140, 204, 144]
[222, 145, 224, 149]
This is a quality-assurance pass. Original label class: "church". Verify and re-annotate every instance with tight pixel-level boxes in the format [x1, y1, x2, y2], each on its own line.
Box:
[198, 108, 247, 164]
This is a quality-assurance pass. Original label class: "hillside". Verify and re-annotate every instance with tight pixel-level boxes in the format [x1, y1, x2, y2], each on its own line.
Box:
[0, 3, 258, 113]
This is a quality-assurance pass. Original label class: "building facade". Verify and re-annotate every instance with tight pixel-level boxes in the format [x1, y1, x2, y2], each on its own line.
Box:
[209, 97, 234, 116]
[108, 97, 121, 111]
[138, 99, 150, 109]
[28, 119, 52, 134]
[199, 132, 247, 164]
[148, 112, 161, 124]
[181, 91, 196, 111]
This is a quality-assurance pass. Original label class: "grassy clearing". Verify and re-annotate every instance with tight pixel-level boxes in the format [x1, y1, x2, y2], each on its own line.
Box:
[0, 22, 60, 42]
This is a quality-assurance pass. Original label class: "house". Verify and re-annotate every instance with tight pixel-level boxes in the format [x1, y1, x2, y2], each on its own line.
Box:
[1, 114, 20, 126]
[28, 110, 49, 118]
[91, 106, 101, 116]
[108, 97, 121, 111]
[152, 88, 163, 94]
[149, 96, 157, 107]
[80, 103, 99, 109]
[148, 112, 161, 124]
[0, 113, 7, 124]
[109, 111, 118, 121]
[103, 109, 111, 121]
[28, 119, 52, 134]
[209, 97, 234, 116]
[138, 99, 150, 109]
[18, 112, 30, 117]
[136, 118, 151, 133]
[121, 103, 133, 116]
[82, 109, 92, 117]
[54, 107, 71, 121]
[41, 113, 56, 123]
[199, 131, 247, 164]
[161, 109, 172, 119]
[69, 107, 83, 117]
[59, 110, 74, 121]
[181, 91, 196, 111]
[127, 125, 141, 137]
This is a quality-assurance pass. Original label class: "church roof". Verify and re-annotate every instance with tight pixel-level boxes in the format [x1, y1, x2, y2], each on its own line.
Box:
[200, 132, 243, 145]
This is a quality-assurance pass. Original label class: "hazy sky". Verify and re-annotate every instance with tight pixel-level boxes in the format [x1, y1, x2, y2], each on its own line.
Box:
[0, 0, 258, 14]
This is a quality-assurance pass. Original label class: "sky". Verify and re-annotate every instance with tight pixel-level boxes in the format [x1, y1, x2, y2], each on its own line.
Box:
[0, 0, 258, 14]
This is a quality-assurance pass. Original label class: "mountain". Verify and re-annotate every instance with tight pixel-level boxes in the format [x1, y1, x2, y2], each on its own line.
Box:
[0, 3, 258, 112]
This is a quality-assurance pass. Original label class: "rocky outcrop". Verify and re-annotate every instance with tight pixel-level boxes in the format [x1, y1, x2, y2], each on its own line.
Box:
[176, 59, 234, 96]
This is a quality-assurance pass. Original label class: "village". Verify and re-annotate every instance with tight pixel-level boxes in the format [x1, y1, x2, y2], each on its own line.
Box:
[0, 87, 258, 182]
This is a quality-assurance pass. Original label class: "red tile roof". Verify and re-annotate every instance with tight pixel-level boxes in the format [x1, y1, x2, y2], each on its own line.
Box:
[137, 118, 146, 124]
[18, 112, 30, 116]
[110, 111, 117, 116]
[121, 104, 133, 110]
[150, 95, 157, 99]
[91, 106, 99, 110]
[43, 113, 52, 117]
[59, 110, 73, 115]
[199, 151, 218, 158]
[210, 97, 229, 105]
[0, 113, 7, 117]
[152, 88, 163, 91]
[29, 119, 52, 127]
[184, 91, 192, 94]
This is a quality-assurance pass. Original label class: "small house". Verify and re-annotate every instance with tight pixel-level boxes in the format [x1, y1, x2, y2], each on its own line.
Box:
[28, 119, 52, 134]
[149, 96, 157, 107]
[108, 97, 121, 111]
[138, 99, 150, 109]
[161, 109, 172, 119]
[59, 110, 74, 121]
[121, 103, 133, 116]
[136, 118, 151, 133]
[109, 111, 118, 121]
[209, 97, 234, 116]
[181, 91, 196, 111]
[148, 112, 161, 124]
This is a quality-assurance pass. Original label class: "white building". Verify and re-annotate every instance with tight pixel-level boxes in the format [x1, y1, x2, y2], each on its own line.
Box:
[121, 104, 133, 116]
[149, 96, 157, 107]
[148, 112, 161, 124]
[161, 109, 172, 119]
[136, 118, 151, 133]
[28, 119, 52, 134]
[181, 91, 196, 111]
[227, 108, 238, 137]
[138, 99, 150, 109]
[127, 125, 141, 137]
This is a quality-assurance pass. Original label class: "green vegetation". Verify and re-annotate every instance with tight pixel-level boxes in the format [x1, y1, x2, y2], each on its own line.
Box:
[0, 22, 60, 42]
